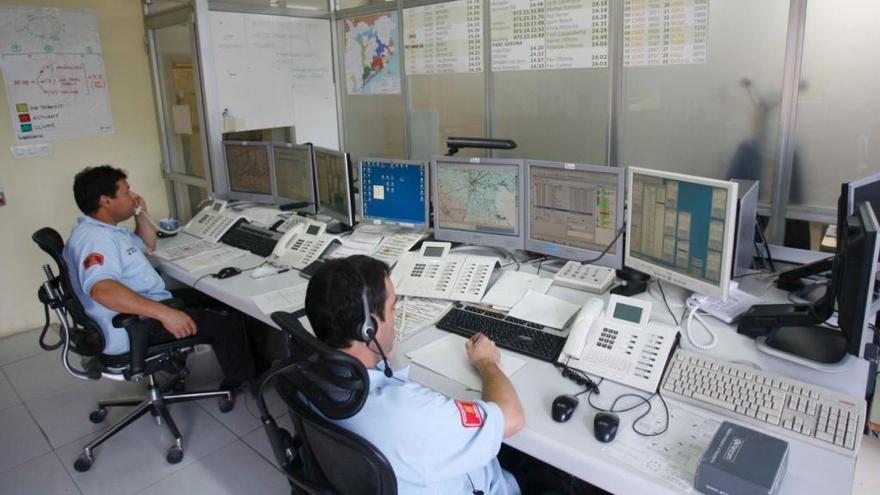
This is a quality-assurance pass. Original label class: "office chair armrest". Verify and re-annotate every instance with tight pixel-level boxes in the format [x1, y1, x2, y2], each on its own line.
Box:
[114, 299, 189, 380]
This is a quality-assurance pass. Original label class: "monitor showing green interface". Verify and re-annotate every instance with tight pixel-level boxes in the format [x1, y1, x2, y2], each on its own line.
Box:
[272, 143, 316, 213]
[626, 167, 738, 300]
[313, 147, 354, 227]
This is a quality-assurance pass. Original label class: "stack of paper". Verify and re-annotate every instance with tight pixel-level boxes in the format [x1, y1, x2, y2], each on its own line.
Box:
[251, 284, 309, 315]
[407, 334, 527, 391]
[480, 271, 553, 310]
[395, 297, 453, 340]
[152, 239, 223, 262]
[173, 247, 247, 273]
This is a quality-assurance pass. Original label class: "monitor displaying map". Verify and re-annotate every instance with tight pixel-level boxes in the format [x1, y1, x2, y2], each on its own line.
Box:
[432, 157, 526, 251]
[314, 147, 354, 226]
[223, 141, 274, 203]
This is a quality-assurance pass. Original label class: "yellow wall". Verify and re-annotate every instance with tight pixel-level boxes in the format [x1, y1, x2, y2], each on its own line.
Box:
[0, 0, 167, 337]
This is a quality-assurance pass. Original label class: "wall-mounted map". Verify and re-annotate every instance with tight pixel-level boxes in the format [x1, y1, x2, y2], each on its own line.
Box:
[344, 12, 401, 95]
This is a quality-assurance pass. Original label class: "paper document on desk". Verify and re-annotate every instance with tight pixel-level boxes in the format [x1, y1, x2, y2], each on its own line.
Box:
[508, 290, 580, 329]
[373, 233, 423, 266]
[172, 247, 247, 273]
[480, 271, 552, 310]
[251, 284, 309, 315]
[603, 402, 720, 492]
[394, 297, 452, 340]
[328, 230, 385, 259]
[407, 334, 526, 392]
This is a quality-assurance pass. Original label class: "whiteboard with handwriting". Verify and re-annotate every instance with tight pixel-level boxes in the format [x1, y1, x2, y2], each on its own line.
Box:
[211, 11, 338, 149]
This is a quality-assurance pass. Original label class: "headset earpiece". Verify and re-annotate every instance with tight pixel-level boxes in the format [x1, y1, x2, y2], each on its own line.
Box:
[358, 290, 377, 342]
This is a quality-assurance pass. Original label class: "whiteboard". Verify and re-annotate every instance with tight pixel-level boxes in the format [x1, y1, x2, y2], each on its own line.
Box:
[210, 11, 339, 149]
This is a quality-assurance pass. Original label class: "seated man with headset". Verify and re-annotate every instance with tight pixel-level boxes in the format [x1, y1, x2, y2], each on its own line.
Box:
[305, 255, 525, 494]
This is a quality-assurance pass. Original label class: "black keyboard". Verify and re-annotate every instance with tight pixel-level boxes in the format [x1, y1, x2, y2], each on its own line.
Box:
[435, 302, 566, 363]
[219, 221, 282, 257]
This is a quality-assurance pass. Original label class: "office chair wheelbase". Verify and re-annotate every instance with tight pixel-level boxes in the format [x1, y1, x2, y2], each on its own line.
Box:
[72, 374, 234, 472]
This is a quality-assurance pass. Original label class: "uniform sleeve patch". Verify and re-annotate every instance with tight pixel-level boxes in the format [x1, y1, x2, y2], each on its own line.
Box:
[454, 400, 484, 428]
[83, 253, 104, 269]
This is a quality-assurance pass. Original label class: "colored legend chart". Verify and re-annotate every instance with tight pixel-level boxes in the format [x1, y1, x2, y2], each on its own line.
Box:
[0, 6, 114, 142]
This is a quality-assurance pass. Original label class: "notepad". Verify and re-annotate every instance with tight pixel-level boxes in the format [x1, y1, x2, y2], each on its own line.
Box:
[407, 334, 527, 392]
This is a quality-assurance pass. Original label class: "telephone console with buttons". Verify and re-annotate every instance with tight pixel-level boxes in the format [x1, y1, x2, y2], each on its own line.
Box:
[390, 242, 499, 303]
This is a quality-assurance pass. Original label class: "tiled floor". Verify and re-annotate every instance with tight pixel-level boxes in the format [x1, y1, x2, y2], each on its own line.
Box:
[0, 327, 878, 494]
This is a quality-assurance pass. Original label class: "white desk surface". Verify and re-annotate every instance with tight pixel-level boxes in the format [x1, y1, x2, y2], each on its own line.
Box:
[152, 233, 868, 495]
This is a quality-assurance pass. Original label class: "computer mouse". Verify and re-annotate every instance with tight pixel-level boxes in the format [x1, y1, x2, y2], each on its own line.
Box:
[593, 412, 620, 443]
[551, 395, 579, 423]
[215, 267, 242, 279]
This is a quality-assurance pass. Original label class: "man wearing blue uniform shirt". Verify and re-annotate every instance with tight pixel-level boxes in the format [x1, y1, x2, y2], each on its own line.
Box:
[305, 255, 525, 494]
[64, 165, 253, 388]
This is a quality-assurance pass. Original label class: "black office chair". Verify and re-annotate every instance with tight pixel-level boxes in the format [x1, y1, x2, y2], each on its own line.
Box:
[32, 227, 235, 472]
[256, 309, 397, 495]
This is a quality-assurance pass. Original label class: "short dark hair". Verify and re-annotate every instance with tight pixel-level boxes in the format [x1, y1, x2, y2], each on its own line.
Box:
[305, 255, 390, 349]
[73, 165, 127, 214]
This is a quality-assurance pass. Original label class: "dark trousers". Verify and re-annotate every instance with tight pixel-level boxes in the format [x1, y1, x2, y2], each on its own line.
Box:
[146, 289, 255, 383]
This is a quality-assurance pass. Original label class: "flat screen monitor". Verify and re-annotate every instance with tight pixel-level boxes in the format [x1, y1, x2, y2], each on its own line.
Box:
[625, 167, 739, 300]
[836, 201, 879, 357]
[525, 161, 624, 269]
[313, 146, 355, 227]
[432, 156, 525, 251]
[360, 158, 429, 229]
[273, 142, 316, 214]
[847, 171, 880, 262]
[223, 141, 274, 203]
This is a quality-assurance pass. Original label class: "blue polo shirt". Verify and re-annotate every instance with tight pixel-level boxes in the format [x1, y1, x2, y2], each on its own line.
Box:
[63, 216, 171, 355]
[332, 364, 520, 495]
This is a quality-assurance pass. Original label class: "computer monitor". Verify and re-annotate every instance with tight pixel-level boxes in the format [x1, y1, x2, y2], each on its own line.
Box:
[313, 146, 355, 227]
[524, 161, 624, 269]
[273, 142, 317, 214]
[432, 156, 525, 251]
[223, 141, 274, 203]
[836, 201, 879, 357]
[847, 172, 880, 262]
[625, 167, 739, 301]
[359, 158, 429, 229]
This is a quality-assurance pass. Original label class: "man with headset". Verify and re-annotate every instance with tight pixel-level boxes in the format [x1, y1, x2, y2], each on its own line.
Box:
[305, 255, 525, 494]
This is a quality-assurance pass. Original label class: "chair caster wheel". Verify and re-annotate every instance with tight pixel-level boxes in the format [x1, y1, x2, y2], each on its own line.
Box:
[166, 446, 184, 464]
[89, 408, 108, 424]
[74, 453, 93, 472]
[218, 397, 235, 413]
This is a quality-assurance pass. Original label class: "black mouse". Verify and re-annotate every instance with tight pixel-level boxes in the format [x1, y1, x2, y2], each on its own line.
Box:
[215, 267, 242, 279]
[551, 395, 579, 423]
[593, 412, 620, 443]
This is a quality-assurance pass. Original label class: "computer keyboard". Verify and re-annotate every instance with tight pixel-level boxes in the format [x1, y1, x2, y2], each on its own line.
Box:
[661, 348, 866, 457]
[219, 222, 282, 257]
[435, 302, 566, 363]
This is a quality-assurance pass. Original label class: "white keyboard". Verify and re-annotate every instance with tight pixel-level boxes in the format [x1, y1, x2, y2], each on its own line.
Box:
[662, 348, 866, 457]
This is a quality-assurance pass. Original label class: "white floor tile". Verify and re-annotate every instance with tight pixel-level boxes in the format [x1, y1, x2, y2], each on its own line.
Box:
[0, 328, 48, 367]
[3, 351, 83, 402]
[56, 401, 236, 495]
[26, 378, 147, 449]
[135, 440, 289, 495]
[0, 404, 52, 474]
[0, 452, 81, 495]
[0, 370, 21, 412]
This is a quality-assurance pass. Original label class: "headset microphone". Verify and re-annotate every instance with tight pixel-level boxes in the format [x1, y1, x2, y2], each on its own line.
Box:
[368, 328, 394, 378]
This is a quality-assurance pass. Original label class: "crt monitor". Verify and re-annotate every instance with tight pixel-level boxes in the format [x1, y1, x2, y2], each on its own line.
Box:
[432, 156, 525, 252]
[626, 167, 739, 301]
[223, 141, 274, 203]
[359, 158, 429, 229]
[273, 142, 316, 214]
[313, 146, 355, 227]
[524, 160, 624, 269]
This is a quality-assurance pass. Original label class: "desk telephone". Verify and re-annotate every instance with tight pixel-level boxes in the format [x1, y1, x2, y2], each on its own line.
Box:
[268, 220, 338, 270]
[183, 201, 248, 242]
[391, 242, 499, 303]
[559, 295, 678, 394]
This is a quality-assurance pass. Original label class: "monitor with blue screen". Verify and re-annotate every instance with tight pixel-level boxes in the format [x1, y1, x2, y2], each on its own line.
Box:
[625, 167, 738, 300]
[360, 159, 429, 229]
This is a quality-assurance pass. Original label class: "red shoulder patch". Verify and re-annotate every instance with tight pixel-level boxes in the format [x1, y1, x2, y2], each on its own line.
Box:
[83, 253, 104, 269]
[454, 400, 484, 428]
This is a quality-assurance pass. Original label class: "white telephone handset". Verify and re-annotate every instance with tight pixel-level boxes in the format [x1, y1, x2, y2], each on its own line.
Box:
[391, 242, 498, 303]
[559, 298, 605, 361]
[182, 201, 247, 242]
[559, 294, 678, 394]
[269, 220, 338, 270]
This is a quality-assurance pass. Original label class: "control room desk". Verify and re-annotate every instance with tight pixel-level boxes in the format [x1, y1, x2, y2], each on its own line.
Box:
[152, 233, 869, 495]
